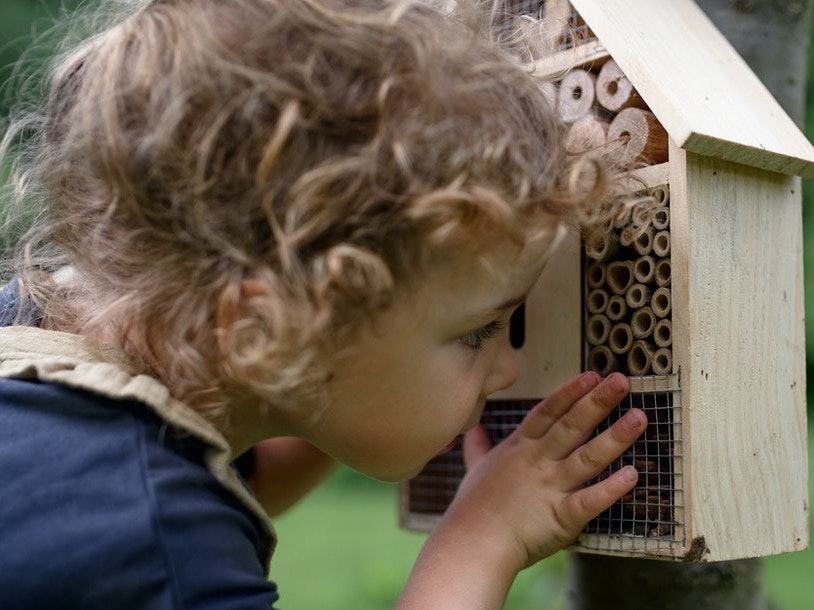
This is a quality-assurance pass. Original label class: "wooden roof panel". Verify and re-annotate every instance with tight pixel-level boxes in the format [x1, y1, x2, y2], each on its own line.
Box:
[569, 0, 814, 178]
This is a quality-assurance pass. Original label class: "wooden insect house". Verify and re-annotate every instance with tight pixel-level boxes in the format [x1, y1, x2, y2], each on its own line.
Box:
[400, 0, 813, 562]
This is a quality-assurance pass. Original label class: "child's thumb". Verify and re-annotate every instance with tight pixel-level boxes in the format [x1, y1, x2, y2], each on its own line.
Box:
[461, 424, 492, 470]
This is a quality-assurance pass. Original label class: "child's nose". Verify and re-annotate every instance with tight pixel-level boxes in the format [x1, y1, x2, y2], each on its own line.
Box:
[483, 338, 520, 396]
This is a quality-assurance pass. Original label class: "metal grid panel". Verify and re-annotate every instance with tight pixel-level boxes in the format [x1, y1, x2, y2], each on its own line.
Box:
[499, 1, 595, 52]
[404, 380, 684, 558]
[576, 374, 685, 558]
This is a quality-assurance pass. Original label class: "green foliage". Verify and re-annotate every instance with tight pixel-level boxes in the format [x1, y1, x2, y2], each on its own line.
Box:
[0, 0, 82, 116]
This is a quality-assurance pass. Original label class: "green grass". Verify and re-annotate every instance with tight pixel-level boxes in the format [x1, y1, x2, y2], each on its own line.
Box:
[270, 427, 814, 610]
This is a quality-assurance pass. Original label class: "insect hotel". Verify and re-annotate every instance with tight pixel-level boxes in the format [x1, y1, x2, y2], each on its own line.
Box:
[401, 0, 813, 562]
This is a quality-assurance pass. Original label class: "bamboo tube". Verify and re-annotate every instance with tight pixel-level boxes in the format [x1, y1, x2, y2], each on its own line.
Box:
[606, 295, 628, 322]
[607, 108, 669, 166]
[625, 283, 652, 309]
[595, 59, 648, 113]
[608, 323, 634, 355]
[586, 261, 606, 289]
[605, 261, 634, 295]
[557, 69, 597, 122]
[653, 230, 671, 257]
[631, 306, 656, 339]
[586, 345, 617, 376]
[586, 314, 611, 346]
[564, 114, 610, 154]
[652, 347, 673, 375]
[654, 319, 672, 347]
[655, 258, 671, 287]
[651, 286, 672, 318]
[631, 203, 656, 228]
[652, 205, 670, 230]
[633, 227, 655, 256]
[618, 225, 636, 247]
[634, 255, 655, 284]
[584, 231, 619, 262]
[627, 340, 653, 376]
[652, 186, 670, 206]
[586, 288, 609, 315]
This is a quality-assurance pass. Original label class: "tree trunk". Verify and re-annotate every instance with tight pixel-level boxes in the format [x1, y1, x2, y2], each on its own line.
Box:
[565, 1, 811, 609]
[566, 554, 767, 610]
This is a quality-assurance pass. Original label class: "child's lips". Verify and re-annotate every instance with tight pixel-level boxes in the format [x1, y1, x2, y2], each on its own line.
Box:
[439, 436, 461, 455]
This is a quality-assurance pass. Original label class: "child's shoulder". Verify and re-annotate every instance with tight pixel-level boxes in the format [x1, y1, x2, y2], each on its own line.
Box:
[0, 377, 280, 608]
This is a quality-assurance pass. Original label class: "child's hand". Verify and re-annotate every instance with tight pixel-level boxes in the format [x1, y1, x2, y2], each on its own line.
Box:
[398, 371, 645, 609]
[454, 371, 644, 566]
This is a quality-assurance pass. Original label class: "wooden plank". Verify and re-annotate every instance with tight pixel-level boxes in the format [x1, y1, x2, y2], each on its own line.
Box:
[670, 148, 808, 560]
[490, 227, 581, 401]
[531, 39, 610, 78]
[572, 533, 685, 560]
[569, 0, 814, 179]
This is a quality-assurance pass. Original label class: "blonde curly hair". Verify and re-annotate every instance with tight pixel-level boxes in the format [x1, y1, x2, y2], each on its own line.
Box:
[4, 0, 625, 427]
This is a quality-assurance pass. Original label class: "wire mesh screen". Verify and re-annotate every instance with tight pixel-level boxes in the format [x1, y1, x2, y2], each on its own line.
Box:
[496, 1, 595, 53]
[404, 399, 538, 516]
[402, 378, 685, 558]
[577, 374, 685, 557]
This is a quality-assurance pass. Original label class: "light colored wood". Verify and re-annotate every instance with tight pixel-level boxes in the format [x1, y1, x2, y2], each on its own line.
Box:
[595, 59, 647, 112]
[564, 114, 610, 154]
[490, 228, 581, 401]
[669, 142, 809, 560]
[572, 532, 685, 560]
[531, 39, 609, 80]
[607, 108, 669, 167]
[557, 68, 597, 122]
[569, 0, 814, 178]
[620, 162, 670, 192]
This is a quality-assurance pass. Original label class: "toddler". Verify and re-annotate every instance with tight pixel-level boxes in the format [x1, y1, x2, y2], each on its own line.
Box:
[0, 0, 646, 607]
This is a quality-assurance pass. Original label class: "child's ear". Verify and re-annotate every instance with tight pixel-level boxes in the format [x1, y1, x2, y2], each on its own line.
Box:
[215, 279, 268, 354]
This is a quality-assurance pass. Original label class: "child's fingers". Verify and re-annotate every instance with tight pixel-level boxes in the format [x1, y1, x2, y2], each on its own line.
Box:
[559, 464, 640, 528]
[558, 408, 647, 486]
[519, 371, 602, 439]
[536, 372, 630, 460]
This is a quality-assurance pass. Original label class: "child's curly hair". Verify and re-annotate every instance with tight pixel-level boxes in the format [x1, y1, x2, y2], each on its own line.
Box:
[4, 0, 626, 427]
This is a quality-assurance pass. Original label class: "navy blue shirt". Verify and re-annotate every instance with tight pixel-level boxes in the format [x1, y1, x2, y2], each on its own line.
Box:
[0, 281, 280, 609]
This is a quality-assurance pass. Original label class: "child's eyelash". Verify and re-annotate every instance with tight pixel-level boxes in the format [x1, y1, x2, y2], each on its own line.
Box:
[459, 319, 509, 351]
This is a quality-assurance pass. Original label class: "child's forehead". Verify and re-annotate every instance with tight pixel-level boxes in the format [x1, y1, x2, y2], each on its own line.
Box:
[423, 221, 563, 291]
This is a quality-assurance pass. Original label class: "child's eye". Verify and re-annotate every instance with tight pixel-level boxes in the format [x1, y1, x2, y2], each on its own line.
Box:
[459, 319, 509, 351]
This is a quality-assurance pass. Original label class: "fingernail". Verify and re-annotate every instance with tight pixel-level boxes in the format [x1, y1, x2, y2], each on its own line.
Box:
[608, 372, 630, 392]
[623, 410, 644, 429]
[622, 465, 639, 482]
[581, 370, 600, 386]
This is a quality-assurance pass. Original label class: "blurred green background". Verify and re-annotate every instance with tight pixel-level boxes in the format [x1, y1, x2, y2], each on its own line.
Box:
[1, 1, 813, 609]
